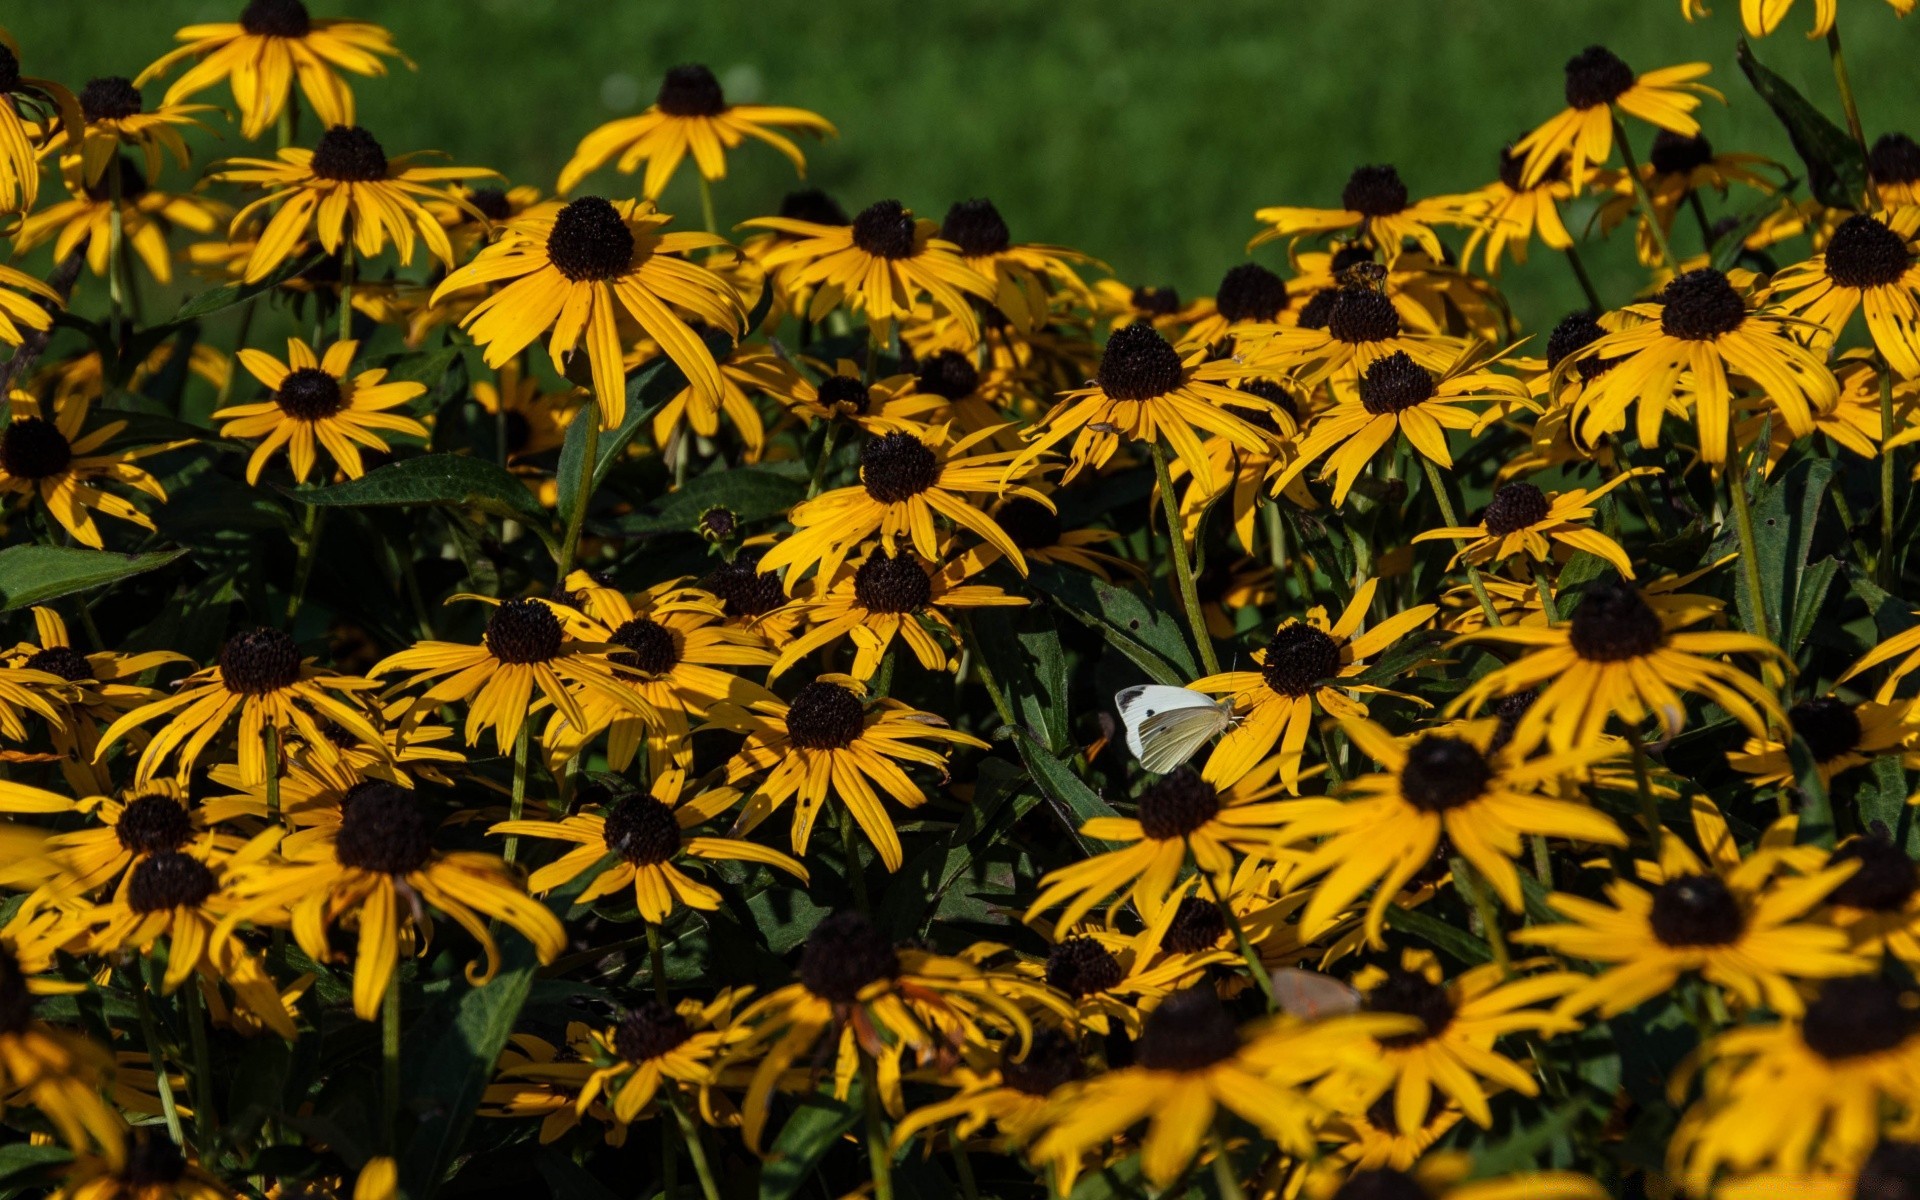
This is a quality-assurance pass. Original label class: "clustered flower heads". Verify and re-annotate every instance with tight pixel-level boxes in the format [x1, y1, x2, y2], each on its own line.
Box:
[7, 3, 1920, 1199]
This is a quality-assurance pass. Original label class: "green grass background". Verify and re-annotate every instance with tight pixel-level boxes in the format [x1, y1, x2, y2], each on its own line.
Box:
[11, 0, 1920, 327]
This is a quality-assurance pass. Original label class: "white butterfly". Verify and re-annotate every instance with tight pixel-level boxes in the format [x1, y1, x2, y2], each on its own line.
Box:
[1114, 684, 1237, 775]
[1269, 968, 1362, 1019]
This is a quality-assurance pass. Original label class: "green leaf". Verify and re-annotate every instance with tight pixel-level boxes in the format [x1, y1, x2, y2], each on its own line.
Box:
[1009, 728, 1121, 851]
[603, 464, 808, 536]
[1790, 737, 1835, 849]
[292, 454, 553, 549]
[0, 544, 190, 611]
[758, 1091, 862, 1200]
[173, 253, 325, 322]
[966, 605, 1072, 754]
[1030, 561, 1196, 685]
[1737, 40, 1867, 210]
[1384, 903, 1492, 966]
[0, 1144, 70, 1188]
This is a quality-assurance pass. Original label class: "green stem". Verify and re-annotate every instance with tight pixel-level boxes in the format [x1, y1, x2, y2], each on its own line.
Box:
[1624, 724, 1665, 854]
[1417, 452, 1502, 628]
[1610, 112, 1675, 272]
[1198, 851, 1276, 1012]
[1530, 835, 1556, 890]
[183, 980, 216, 1152]
[1686, 189, 1715, 253]
[1531, 557, 1559, 624]
[1561, 243, 1602, 312]
[502, 721, 531, 866]
[1881, 363, 1898, 587]
[1450, 855, 1512, 977]
[838, 800, 870, 913]
[338, 247, 355, 344]
[1150, 440, 1220, 675]
[950, 1139, 981, 1200]
[381, 969, 401, 1151]
[698, 174, 719, 238]
[1826, 21, 1872, 179]
[1262, 499, 1285, 574]
[805, 420, 842, 500]
[646, 921, 669, 1005]
[555, 400, 602, 582]
[1209, 1128, 1248, 1200]
[1621, 466, 1667, 540]
[670, 1093, 722, 1200]
[107, 159, 125, 367]
[860, 1053, 895, 1200]
[1725, 457, 1773, 643]
[285, 504, 325, 621]
[133, 968, 186, 1147]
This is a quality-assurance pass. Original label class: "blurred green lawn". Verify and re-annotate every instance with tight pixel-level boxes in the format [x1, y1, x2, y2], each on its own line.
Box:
[11, 0, 1920, 327]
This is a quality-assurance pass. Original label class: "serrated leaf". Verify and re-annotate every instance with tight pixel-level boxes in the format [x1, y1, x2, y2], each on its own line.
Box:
[966, 605, 1071, 753]
[1384, 902, 1492, 966]
[292, 454, 554, 550]
[1009, 728, 1121, 851]
[0, 545, 190, 611]
[1031, 561, 1196, 685]
[1737, 40, 1867, 210]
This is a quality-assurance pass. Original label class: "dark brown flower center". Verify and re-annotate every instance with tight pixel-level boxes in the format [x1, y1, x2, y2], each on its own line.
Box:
[1097, 321, 1185, 401]
[1358, 350, 1434, 415]
[485, 598, 564, 664]
[333, 780, 435, 875]
[816, 374, 872, 416]
[797, 911, 900, 1003]
[1546, 310, 1622, 381]
[1215, 263, 1289, 323]
[1650, 130, 1715, 176]
[1366, 969, 1457, 1046]
[1295, 288, 1339, 330]
[79, 76, 143, 122]
[999, 1027, 1084, 1095]
[994, 496, 1061, 551]
[23, 645, 92, 682]
[1328, 286, 1401, 344]
[309, 125, 389, 182]
[115, 794, 195, 856]
[1131, 285, 1180, 315]
[942, 198, 1011, 257]
[655, 64, 725, 117]
[1648, 873, 1745, 946]
[1802, 975, 1917, 1061]
[784, 681, 866, 750]
[852, 549, 931, 615]
[1332, 1169, 1430, 1200]
[1045, 936, 1125, 998]
[1660, 268, 1747, 340]
[1135, 768, 1221, 840]
[780, 188, 849, 225]
[465, 187, 512, 221]
[860, 431, 941, 503]
[240, 0, 313, 38]
[608, 617, 680, 676]
[851, 200, 917, 259]
[127, 851, 218, 913]
[1826, 214, 1914, 290]
[602, 794, 681, 866]
[1855, 1139, 1920, 1199]
[1828, 836, 1919, 912]
[613, 1001, 693, 1061]
[219, 627, 303, 694]
[1162, 896, 1227, 954]
[1482, 482, 1552, 536]
[0, 946, 29, 1036]
[1136, 987, 1240, 1072]
[703, 556, 785, 619]
[1262, 623, 1343, 697]
[275, 366, 344, 421]
[1399, 735, 1493, 812]
[696, 507, 737, 543]
[915, 350, 979, 401]
[1341, 164, 1410, 217]
[1567, 581, 1665, 662]
[1488, 690, 1536, 756]
[1789, 697, 1864, 763]
[546, 197, 635, 282]
[1, 417, 74, 480]
[0, 46, 20, 96]
[1564, 45, 1635, 110]
[122, 1131, 189, 1188]
[1870, 133, 1920, 186]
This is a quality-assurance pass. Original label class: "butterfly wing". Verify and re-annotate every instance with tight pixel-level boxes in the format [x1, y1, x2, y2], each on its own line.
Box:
[1115, 685, 1224, 764]
[1270, 968, 1362, 1019]
[1135, 702, 1234, 774]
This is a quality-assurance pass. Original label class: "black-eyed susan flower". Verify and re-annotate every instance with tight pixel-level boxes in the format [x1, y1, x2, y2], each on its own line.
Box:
[1245, 281, 1466, 388]
[434, 196, 739, 429]
[978, 495, 1135, 582]
[758, 424, 1047, 589]
[1682, 0, 1914, 38]
[482, 1026, 623, 1146]
[1303, 1154, 1607, 1200]
[471, 358, 580, 467]
[1565, 267, 1836, 465]
[939, 197, 1095, 332]
[425, 181, 542, 259]
[1180, 262, 1295, 352]
[212, 124, 494, 283]
[715, 676, 987, 872]
[0, 942, 125, 1166]
[216, 335, 427, 484]
[1412, 471, 1650, 580]
[14, 159, 230, 287]
[1871, 131, 1920, 208]
[1272, 345, 1533, 505]
[1011, 321, 1281, 493]
[1026, 763, 1294, 931]
[699, 551, 807, 649]
[1009, 919, 1224, 1037]
[1459, 144, 1577, 274]
[1454, 580, 1784, 751]
[1673, 975, 1920, 1188]
[0, 35, 78, 214]
[742, 199, 995, 343]
[1514, 798, 1865, 1016]
[1091, 278, 1206, 335]
[1194, 578, 1437, 790]
[766, 357, 941, 437]
[890, 1029, 1086, 1184]
[215, 780, 567, 1020]
[0, 261, 59, 349]
[0, 388, 190, 549]
[652, 340, 796, 461]
[1271, 718, 1625, 943]
[96, 626, 386, 786]
[372, 596, 650, 755]
[1711, 1140, 1920, 1200]
[767, 545, 1024, 682]
[515, 991, 755, 1129]
[1820, 834, 1920, 969]
[0, 779, 241, 897]
[494, 768, 804, 924]
[1728, 695, 1917, 787]
[1512, 45, 1718, 188]
[1770, 211, 1920, 379]
[66, 76, 211, 188]
[137, 0, 410, 140]
[734, 911, 1032, 1148]
[558, 63, 833, 199]
[45, 1130, 228, 1200]
[1251, 164, 1477, 266]
[1029, 986, 1411, 1192]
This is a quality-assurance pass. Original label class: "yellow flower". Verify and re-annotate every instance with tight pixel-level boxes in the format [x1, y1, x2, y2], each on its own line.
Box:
[1769, 210, 1920, 379]
[0, 387, 190, 549]
[939, 197, 1096, 332]
[0, 942, 126, 1167]
[515, 990, 755, 1128]
[1458, 145, 1577, 274]
[216, 336, 427, 484]
[1252, 164, 1478, 266]
[64, 75, 213, 188]
[14, 158, 229, 286]
[558, 63, 834, 198]
[0, 262, 60, 349]
[0, 32, 79, 214]
[1682, 0, 1915, 38]
[1727, 695, 1917, 788]
[1411, 469, 1651, 579]
[1512, 46, 1718, 188]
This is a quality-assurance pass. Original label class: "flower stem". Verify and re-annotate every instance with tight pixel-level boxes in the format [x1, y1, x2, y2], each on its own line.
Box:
[1610, 113, 1675, 272]
[555, 399, 602, 583]
[698, 174, 720, 238]
[1881, 362, 1898, 586]
[1417, 452, 1502, 628]
[382, 969, 402, 1151]
[1826, 21, 1872, 174]
[837, 801, 870, 912]
[1449, 855, 1512, 976]
[1561, 243, 1603, 312]
[338, 247, 355, 345]
[1725, 457, 1773, 644]
[134, 967, 186, 1147]
[860, 1052, 895, 1200]
[1531, 557, 1559, 624]
[950, 1139, 981, 1200]
[669, 1093, 722, 1200]
[1150, 440, 1221, 675]
[285, 504, 325, 621]
[1624, 724, 1665, 854]
[502, 721, 531, 866]
[805, 420, 842, 500]
[1209, 1127, 1248, 1200]
[183, 980, 216, 1152]
[1198, 852, 1277, 1012]
[645, 920, 669, 1005]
